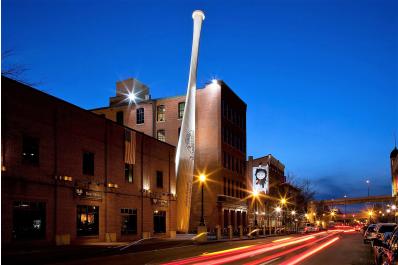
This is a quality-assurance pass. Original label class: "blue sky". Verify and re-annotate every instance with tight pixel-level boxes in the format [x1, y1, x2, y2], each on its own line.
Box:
[2, 0, 397, 199]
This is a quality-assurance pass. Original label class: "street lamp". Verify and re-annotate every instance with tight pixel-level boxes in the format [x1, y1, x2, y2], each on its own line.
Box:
[199, 174, 206, 226]
[344, 195, 347, 225]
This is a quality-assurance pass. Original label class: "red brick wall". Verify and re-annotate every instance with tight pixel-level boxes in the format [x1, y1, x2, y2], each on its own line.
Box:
[1, 77, 176, 245]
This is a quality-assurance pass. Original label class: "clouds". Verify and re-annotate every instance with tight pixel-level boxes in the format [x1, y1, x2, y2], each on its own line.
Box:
[310, 175, 391, 200]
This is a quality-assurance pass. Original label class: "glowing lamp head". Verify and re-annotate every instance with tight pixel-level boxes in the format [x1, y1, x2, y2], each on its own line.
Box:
[275, 207, 281, 213]
[199, 174, 206, 183]
[392, 205, 397, 210]
[127, 92, 136, 103]
[280, 198, 287, 205]
[368, 210, 373, 216]
[366, 180, 370, 184]
[291, 210, 296, 215]
[331, 212, 335, 216]
[252, 190, 259, 197]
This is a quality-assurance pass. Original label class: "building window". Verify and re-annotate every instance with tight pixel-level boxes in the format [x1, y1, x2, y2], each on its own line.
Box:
[178, 102, 185, 119]
[136, 108, 144, 124]
[12, 201, 46, 240]
[121, 208, 137, 234]
[156, 171, 163, 188]
[153, 211, 166, 233]
[82, 152, 94, 176]
[125, 164, 133, 183]
[22, 136, 40, 165]
[77, 205, 99, 236]
[116, 111, 124, 125]
[157, 105, 166, 122]
[178, 127, 181, 138]
[157, 130, 166, 142]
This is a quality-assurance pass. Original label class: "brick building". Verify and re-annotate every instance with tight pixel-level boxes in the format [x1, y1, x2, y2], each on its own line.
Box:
[246, 155, 286, 230]
[91, 78, 248, 232]
[1, 76, 177, 245]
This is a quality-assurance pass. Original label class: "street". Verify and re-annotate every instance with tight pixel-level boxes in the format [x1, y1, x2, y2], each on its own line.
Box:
[47, 231, 371, 265]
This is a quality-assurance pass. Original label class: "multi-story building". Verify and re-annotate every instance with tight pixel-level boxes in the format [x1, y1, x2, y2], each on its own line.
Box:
[391, 146, 398, 197]
[1, 76, 177, 245]
[246, 155, 286, 231]
[92, 78, 248, 232]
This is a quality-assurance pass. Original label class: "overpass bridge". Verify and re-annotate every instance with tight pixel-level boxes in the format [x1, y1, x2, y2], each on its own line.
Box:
[316, 195, 395, 206]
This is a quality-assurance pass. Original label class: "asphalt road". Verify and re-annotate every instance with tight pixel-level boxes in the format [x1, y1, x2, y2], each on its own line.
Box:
[49, 231, 372, 265]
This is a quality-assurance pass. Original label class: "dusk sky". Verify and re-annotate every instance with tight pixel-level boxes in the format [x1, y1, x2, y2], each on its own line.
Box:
[2, 0, 397, 199]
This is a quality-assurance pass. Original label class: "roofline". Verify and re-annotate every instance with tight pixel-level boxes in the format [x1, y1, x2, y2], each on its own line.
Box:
[2, 76, 176, 149]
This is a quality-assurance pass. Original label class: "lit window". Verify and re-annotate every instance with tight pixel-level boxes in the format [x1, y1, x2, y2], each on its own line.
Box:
[157, 130, 166, 142]
[136, 108, 144, 124]
[125, 164, 133, 183]
[178, 102, 185, 119]
[157, 105, 165, 122]
[77, 205, 99, 236]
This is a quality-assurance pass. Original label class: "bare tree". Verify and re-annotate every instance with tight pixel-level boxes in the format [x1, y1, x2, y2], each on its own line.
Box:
[2, 49, 41, 87]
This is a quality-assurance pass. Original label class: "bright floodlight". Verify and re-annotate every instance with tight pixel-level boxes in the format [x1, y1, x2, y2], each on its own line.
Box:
[127, 92, 136, 103]
[291, 210, 296, 215]
[252, 190, 259, 197]
[275, 207, 281, 213]
[199, 174, 206, 183]
[392, 205, 397, 210]
[280, 198, 287, 205]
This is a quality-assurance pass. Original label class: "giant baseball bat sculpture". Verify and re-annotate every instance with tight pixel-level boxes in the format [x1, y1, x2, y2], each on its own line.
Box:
[175, 10, 205, 233]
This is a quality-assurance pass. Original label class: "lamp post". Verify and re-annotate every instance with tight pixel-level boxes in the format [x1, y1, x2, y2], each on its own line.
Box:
[280, 198, 287, 229]
[291, 210, 296, 232]
[275, 206, 282, 232]
[366, 180, 370, 197]
[199, 174, 206, 226]
[344, 195, 347, 225]
[252, 190, 259, 227]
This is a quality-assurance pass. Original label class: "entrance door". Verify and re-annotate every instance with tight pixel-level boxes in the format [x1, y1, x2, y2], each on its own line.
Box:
[153, 211, 166, 233]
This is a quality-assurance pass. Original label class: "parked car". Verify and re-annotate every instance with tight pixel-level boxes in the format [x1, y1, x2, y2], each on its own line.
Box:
[364, 224, 377, 244]
[371, 223, 397, 247]
[373, 231, 393, 265]
[373, 226, 398, 265]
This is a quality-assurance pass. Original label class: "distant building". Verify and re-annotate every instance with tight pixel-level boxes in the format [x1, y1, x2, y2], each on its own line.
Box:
[391, 146, 398, 197]
[1, 76, 177, 245]
[91, 78, 248, 232]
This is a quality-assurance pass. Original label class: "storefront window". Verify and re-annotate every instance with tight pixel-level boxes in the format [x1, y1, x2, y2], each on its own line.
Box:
[77, 205, 99, 236]
[153, 211, 166, 233]
[12, 201, 46, 240]
[121, 208, 137, 234]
